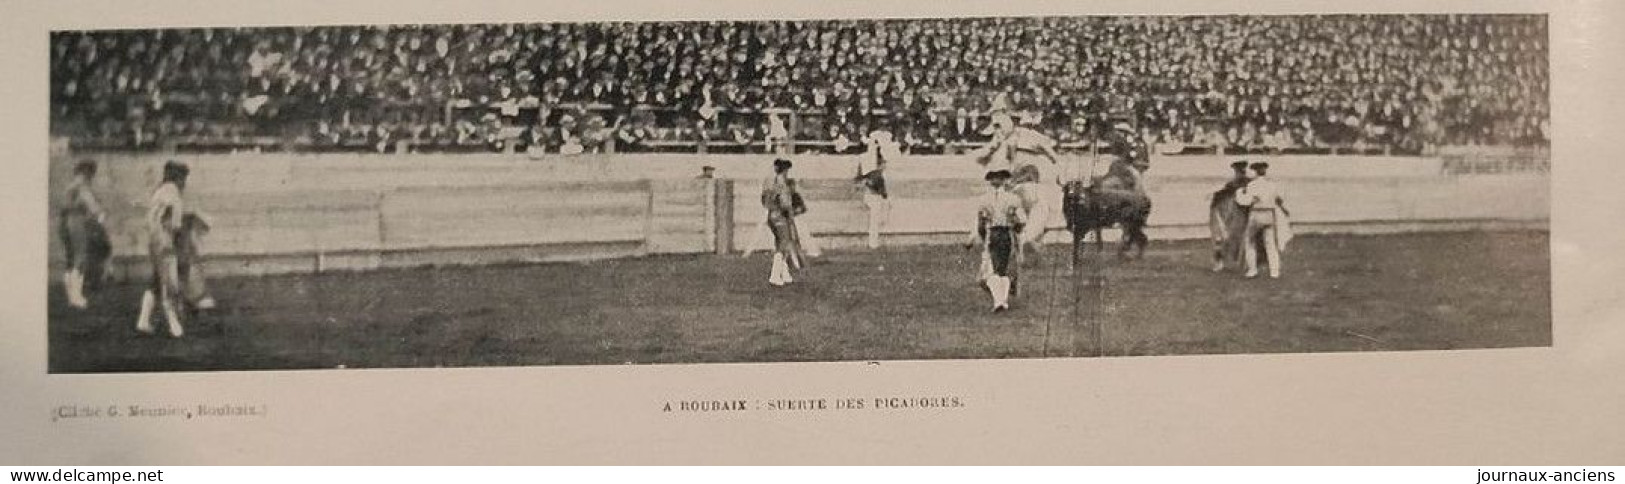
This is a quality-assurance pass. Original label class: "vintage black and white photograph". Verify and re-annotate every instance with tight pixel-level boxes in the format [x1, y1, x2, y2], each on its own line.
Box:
[46, 14, 1551, 373]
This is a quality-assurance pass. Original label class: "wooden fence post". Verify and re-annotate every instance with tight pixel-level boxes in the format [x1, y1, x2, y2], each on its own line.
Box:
[643, 179, 656, 256]
[714, 179, 735, 254]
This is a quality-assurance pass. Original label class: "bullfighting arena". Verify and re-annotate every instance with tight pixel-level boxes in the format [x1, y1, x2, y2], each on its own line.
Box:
[45, 152, 1551, 372]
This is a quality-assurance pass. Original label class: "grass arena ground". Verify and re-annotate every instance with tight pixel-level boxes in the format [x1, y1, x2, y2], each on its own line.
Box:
[47, 230, 1550, 373]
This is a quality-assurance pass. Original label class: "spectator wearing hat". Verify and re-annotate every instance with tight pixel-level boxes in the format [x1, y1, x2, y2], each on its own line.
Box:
[50, 17, 1551, 153]
[761, 158, 807, 286]
[59, 159, 109, 309]
[1234, 162, 1292, 279]
[967, 169, 1026, 312]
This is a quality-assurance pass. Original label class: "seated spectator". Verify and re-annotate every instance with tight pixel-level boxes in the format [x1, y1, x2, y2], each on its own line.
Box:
[764, 113, 789, 153]
[559, 133, 585, 155]
[48, 16, 1549, 153]
[615, 124, 650, 152]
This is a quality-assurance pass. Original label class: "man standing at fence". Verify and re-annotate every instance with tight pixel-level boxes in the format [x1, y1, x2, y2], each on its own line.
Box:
[1235, 162, 1293, 279]
[137, 161, 194, 337]
[59, 159, 110, 309]
[762, 158, 807, 287]
[967, 169, 1026, 312]
[857, 129, 897, 250]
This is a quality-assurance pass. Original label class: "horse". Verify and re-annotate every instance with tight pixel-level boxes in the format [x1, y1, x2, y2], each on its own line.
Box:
[1062, 157, 1153, 269]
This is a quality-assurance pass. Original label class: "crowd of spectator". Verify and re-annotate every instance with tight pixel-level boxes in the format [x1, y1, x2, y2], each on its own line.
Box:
[50, 15, 1549, 154]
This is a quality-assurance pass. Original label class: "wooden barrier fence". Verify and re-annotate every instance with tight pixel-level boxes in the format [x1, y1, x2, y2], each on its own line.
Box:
[45, 153, 1548, 280]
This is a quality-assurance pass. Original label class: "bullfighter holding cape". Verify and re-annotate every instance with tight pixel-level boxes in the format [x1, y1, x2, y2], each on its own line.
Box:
[967, 169, 1026, 312]
[1234, 162, 1293, 278]
[59, 159, 111, 309]
[1209, 160, 1254, 272]
[762, 158, 809, 286]
[136, 161, 215, 338]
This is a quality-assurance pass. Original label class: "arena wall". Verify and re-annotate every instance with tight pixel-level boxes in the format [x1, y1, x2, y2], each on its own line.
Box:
[46, 153, 1548, 279]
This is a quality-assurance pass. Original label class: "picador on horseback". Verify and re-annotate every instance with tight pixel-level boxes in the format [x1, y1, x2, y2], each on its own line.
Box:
[1061, 123, 1154, 269]
[973, 113, 1064, 260]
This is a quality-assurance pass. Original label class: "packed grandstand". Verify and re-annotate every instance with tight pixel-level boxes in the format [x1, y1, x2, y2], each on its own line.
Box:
[50, 15, 1548, 156]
